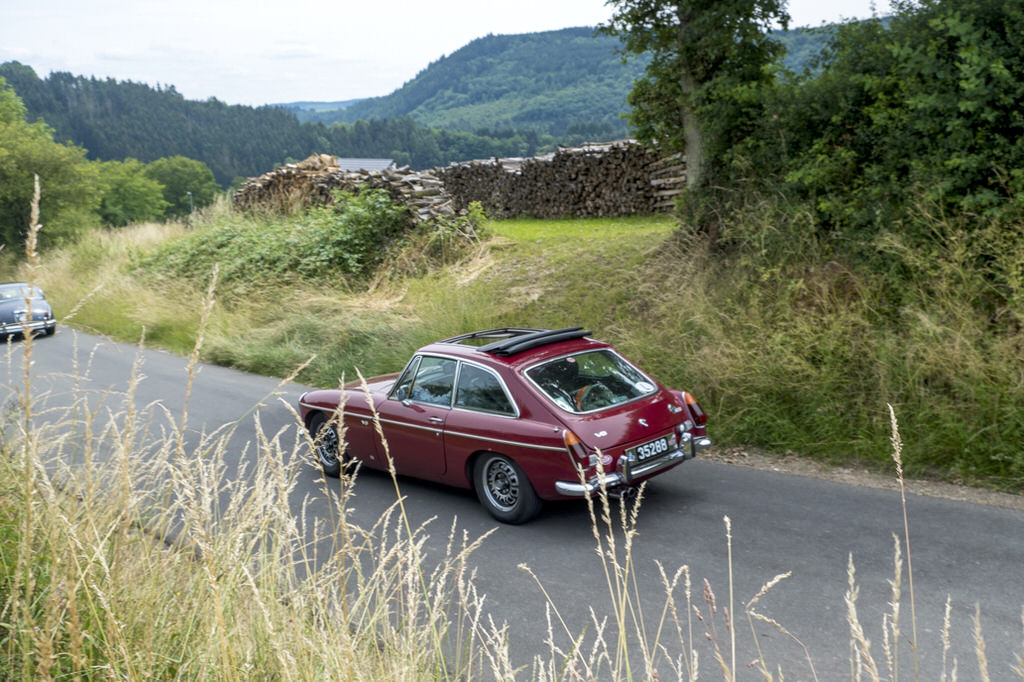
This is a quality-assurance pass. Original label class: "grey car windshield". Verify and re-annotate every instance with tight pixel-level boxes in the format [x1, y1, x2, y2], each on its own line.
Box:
[526, 349, 658, 414]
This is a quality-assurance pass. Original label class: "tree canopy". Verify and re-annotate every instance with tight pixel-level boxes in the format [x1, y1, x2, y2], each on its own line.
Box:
[96, 159, 168, 227]
[600, 0, 789, 189]
[0, 77, 99, 249]
[778, 0, 1024, 232]
[0, 61, 609, 183]
[144, 156, 220, 217]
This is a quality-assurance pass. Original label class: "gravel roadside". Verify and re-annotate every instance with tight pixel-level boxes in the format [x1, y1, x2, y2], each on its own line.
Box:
[709, 447, 1024, 512]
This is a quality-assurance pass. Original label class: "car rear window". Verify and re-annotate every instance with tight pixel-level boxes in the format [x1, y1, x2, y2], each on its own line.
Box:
[526, 349, 658, 414]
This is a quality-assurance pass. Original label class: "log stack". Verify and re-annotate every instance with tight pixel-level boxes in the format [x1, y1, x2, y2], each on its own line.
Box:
[232, 154, 456, 221]
[437, 140, 686, 218]
[232, 153, 340, 213]
[232, 141, 686, 221]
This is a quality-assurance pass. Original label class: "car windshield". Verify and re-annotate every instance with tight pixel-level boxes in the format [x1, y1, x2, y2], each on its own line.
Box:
[526, 349, 658, 414]
[0, 285, 41, 301]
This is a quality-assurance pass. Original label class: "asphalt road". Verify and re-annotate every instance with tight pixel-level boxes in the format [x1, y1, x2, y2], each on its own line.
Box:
[6, 329, 1023, 680]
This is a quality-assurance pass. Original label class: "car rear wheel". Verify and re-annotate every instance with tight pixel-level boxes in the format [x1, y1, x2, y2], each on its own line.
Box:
[308, 411, 343, 478]
[473, 453, 542, 524]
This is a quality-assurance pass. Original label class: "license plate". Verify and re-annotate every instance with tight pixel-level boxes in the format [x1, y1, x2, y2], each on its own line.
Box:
[628, 436, 671, 462]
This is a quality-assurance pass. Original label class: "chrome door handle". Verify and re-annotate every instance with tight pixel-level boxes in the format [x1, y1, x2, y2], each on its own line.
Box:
[428, 416, 444, 424]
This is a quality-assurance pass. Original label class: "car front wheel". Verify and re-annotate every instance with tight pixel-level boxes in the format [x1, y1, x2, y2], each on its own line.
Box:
[473, 453, 542, 524]
[308, 411, 343, 478]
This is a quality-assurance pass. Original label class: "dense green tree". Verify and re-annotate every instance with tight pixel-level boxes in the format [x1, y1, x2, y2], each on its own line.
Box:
[144, 156, 219, 217]
[0, 77, 99, 250]
[600, 0, 789, 189]
[96, 159, 168, 226]
[774, 0, 1024, 234]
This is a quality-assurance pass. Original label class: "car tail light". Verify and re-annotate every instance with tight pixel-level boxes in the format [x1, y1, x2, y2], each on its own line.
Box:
[563, 429, 588, 462]
[683, 391, 707, 426]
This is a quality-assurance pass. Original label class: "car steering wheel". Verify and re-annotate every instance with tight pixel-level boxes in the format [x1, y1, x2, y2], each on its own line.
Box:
[575, 382, 615, 411]
[574, 385, 591, 410]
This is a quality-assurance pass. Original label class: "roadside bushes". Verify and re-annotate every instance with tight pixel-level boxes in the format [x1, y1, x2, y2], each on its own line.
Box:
[138, 189, 411, 291]
[642, 193, 1024, 487]
[138, 190, 486, 296]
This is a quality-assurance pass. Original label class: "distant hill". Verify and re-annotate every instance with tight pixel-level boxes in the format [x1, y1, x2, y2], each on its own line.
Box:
[274, 26, 827, 136]
[297, 27, 647, 138]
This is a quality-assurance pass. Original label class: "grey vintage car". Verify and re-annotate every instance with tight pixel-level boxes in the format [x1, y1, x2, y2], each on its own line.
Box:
[0, 283, 56, 339]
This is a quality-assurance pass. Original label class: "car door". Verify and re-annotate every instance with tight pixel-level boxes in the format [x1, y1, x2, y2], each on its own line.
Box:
[377, 355, 455, 480]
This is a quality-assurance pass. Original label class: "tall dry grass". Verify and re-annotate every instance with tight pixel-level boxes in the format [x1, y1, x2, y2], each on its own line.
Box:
[2, 180, 499, 679]
[0, 295, 497, 679]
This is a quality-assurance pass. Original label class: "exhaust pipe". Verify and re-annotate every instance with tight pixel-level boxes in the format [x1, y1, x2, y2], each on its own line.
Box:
[611, 485, 638, 503]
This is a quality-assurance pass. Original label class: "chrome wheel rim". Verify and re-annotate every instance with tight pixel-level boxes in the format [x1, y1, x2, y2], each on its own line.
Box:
[315, 423, 340, 467]
[484, 458, 519, 511]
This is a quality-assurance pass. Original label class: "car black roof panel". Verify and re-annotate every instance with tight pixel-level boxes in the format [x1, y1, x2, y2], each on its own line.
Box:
[440, 327, 593, 356]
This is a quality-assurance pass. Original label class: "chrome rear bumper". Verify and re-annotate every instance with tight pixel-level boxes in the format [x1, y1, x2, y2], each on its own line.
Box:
[555, 436, 711, 497]
[1, 320, 56, 336]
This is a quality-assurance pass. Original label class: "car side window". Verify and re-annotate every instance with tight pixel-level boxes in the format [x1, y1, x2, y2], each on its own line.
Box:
[455, 364, 516, 415]
[406, 356, 457, 407]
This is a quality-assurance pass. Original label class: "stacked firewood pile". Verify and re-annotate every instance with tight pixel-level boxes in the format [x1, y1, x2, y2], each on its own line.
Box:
[437, 140, 685, 218]
[232, 154, 455, 221]
[232, 141, 685, 220]
[232, 154, 339, 213]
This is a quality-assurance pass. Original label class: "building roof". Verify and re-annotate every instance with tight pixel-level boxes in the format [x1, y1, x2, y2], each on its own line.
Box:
[335, 158, 395, 172]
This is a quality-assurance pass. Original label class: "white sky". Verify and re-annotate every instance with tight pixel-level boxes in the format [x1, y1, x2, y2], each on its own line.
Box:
[0, 0, 887, 106]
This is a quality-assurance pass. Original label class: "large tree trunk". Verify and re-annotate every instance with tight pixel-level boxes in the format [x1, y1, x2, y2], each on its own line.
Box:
[679, 69, 705, 189]
[677, 6, 705, 189]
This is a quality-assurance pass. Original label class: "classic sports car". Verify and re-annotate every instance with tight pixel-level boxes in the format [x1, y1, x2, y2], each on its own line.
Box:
[299, 328, 710, 523]
[0, 282, 57, 339]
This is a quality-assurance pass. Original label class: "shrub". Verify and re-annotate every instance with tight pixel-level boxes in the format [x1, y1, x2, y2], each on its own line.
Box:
[138, 189, 411, 293]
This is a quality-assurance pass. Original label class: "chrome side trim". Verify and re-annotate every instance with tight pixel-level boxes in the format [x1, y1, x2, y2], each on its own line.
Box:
[300, 402, 564, 453]
[444, 429, 566, 453]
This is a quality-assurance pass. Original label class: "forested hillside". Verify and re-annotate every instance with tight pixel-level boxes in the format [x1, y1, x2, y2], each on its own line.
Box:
[299, 27, 645, 138]
[283, 26, 821, 133]
[0, 61, 315, 187]
[0, 66, 552, 186]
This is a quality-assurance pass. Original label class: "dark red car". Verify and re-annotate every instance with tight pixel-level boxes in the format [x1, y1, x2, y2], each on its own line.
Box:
[298, 328, 711, 523]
